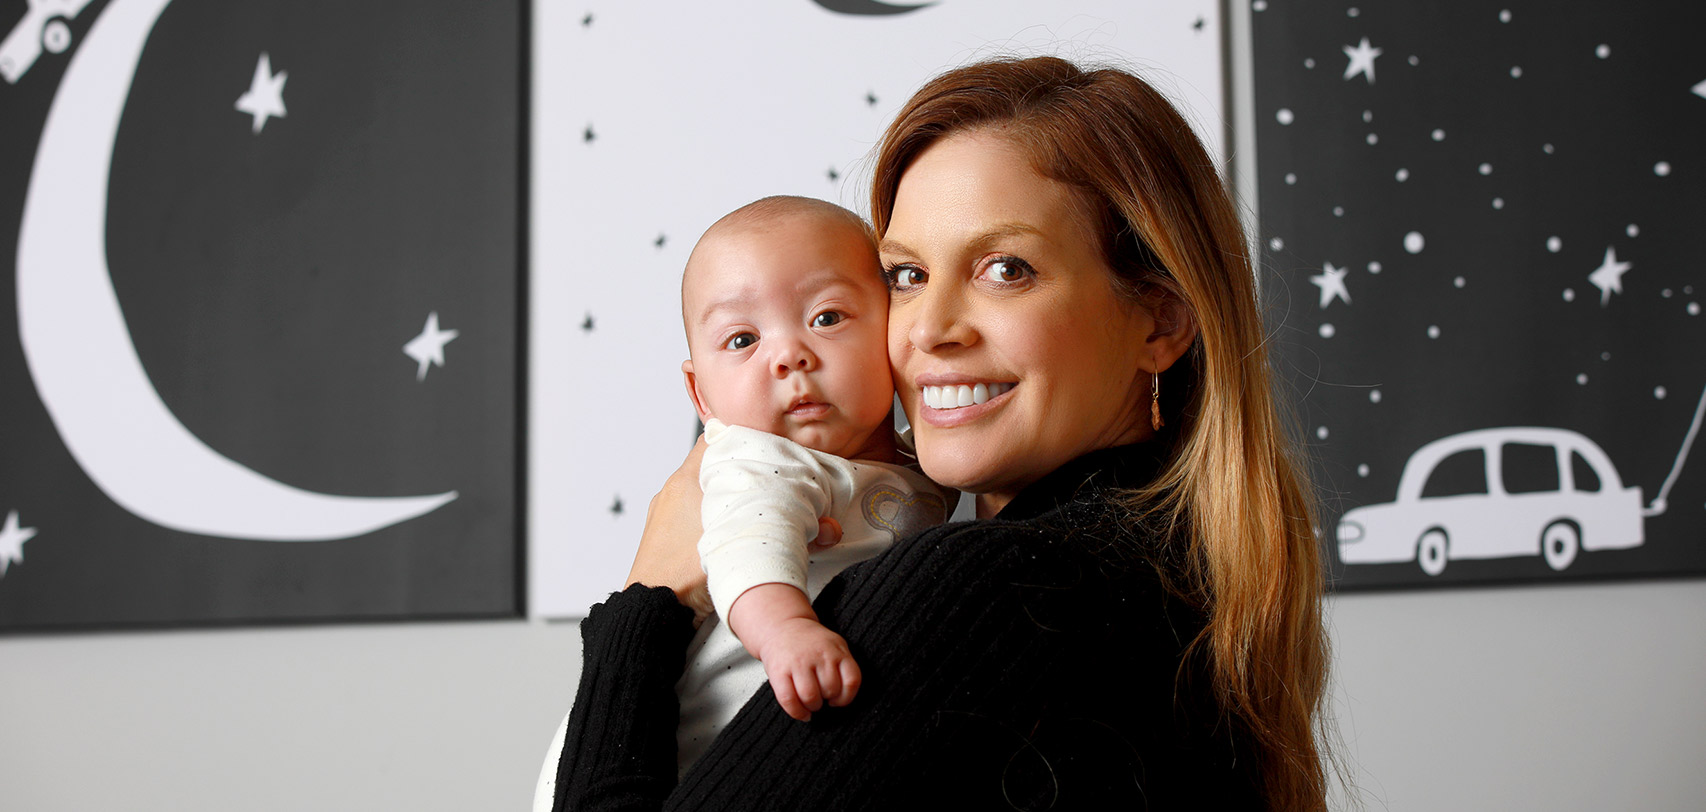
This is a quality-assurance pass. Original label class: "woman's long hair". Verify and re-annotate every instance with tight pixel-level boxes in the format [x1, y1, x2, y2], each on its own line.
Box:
[871, 56, 1330, 810]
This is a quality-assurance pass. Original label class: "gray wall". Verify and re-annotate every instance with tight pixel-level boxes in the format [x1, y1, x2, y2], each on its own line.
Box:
[3, 579, 1703, 811]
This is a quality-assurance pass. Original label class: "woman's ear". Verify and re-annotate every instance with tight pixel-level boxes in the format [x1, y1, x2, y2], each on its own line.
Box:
[681, 359, 713, 423]
[1143, 296, 1198, 374]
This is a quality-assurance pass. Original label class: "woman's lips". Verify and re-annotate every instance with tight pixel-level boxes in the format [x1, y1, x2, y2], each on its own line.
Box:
[917, 382, 1016, 428]
[922, 382, 1015, 409]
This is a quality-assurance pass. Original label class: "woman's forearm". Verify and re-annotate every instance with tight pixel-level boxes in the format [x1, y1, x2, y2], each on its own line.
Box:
[552, 584, 696, 811]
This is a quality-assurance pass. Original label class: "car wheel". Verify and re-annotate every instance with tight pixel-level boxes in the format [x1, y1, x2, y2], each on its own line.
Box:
[42, 19, 72, 55]
[1542, 521, 1579, 571]
[1417, 529, 1448, 576]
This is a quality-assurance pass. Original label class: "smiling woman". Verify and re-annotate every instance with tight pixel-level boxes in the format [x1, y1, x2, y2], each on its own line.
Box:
[548, 55, 1331, 811]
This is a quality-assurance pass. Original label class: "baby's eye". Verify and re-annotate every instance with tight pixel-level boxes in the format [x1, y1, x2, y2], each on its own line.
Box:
[724, 332, 756, 350]
[885, 264, 927, 291]
[812, 311, 843, 328]
[979, 257, 1033, 284]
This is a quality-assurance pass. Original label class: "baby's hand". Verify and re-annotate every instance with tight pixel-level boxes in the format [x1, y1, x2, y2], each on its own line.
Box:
[756, 617, 862, 722]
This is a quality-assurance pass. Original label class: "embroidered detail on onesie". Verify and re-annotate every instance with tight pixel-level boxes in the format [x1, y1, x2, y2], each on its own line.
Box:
[860, 485, 948, 540]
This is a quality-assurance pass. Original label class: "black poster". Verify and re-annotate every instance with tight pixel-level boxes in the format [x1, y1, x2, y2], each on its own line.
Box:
[1252, 1, 1706, 588]
[0, 0, 521, 628]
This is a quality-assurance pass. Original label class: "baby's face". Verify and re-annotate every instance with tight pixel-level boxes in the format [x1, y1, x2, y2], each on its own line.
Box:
[683, 214, 894, 458]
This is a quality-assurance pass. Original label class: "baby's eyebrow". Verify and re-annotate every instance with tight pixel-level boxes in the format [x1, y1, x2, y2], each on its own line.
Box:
[696, 298, 746, 327]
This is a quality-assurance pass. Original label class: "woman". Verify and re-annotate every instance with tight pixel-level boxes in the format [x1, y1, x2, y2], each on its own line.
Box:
[550, 56, 1329, 810]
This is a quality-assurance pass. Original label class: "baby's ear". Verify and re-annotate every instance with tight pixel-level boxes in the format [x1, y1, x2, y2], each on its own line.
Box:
[681, 359, 713, 423]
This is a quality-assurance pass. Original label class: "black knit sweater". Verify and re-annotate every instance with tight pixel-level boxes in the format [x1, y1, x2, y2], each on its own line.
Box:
[553, 443, 1262, 810]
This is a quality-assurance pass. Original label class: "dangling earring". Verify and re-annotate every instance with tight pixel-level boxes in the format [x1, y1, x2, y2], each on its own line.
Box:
[1151, 369, 1164, 431]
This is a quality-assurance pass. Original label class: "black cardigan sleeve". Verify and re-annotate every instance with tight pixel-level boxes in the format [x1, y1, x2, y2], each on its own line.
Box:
[553, 519, 1135, 811]
[552, 584, 696, 811]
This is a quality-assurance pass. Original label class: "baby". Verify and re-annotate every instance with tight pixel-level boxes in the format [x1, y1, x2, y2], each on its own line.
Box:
[674, 196, 951, 771]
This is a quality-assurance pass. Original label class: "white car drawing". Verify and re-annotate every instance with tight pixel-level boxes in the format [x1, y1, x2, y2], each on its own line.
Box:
[1336, 427, 1645, 576]
[0, 0, 95, 84]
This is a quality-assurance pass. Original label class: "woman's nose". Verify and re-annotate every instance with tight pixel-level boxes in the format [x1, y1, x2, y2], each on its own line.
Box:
[906, 283, 975, 353]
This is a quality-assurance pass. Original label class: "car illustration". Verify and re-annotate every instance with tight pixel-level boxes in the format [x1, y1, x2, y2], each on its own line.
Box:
[1, 0, 95, 84]
[1336, 427, 1644, 576]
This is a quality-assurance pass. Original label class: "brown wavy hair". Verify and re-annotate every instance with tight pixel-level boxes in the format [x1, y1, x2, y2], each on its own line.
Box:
[871, 56, 1330, 810]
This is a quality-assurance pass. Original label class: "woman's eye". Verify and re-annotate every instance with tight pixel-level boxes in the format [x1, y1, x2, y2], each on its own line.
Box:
[886, 265, 927, 291]
[812, 311, 843, 328]
[724, 332, 756, 350]
[980, 257, 1032, 284]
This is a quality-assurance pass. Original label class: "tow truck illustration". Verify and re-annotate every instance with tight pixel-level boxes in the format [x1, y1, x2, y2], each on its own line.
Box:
[1, 0, 96, 84]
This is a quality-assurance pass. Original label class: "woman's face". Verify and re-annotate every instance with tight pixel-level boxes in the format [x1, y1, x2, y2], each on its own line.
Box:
[881, 129, 1163, 516]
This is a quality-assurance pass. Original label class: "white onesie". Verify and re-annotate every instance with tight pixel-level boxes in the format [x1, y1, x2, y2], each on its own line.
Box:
[674, 418, 952, 773]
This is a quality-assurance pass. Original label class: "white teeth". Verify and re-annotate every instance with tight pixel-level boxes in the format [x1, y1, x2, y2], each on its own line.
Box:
[922, 383, 1013, 410]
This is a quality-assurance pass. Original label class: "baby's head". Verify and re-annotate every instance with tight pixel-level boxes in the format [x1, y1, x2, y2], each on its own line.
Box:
[681, 196, 895, 460]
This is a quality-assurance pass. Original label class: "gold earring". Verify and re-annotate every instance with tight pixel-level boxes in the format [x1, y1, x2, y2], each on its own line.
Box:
[1151, 370, 1164, 431]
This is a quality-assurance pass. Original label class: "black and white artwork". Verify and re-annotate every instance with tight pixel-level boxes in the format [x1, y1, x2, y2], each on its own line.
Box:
[0, 0, 522, 629]
[529, 0, 1227, 617]
[1252, 1, 1706, 588]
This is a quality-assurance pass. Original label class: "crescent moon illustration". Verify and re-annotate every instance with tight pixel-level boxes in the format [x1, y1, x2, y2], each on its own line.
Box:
[15, 0, 457, 541]
[813, 0, 935, 15]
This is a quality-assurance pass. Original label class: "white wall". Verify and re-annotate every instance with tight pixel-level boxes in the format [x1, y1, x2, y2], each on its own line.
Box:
[2, 582, 1703, 811]
[0, 619, 583, 811]
[1327, 580, 1706, 811]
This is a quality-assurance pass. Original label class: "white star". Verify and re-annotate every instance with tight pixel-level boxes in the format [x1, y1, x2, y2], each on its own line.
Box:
[1587, 246, 1632, 306]
[0, 510, 39, 578]
[404, 312, 459, 381]
[1695, 78, 1706, 100]
[235, 52, 288, 134]
[1343, 37, 1383, 84]
[1311, 262, 1352, 309]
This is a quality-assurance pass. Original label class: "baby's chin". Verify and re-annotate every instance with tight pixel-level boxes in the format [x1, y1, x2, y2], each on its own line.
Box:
[784, 422, 890, 460]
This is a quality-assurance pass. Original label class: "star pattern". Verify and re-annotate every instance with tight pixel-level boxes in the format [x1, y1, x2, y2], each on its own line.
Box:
[581, 313, 595, 332]
[866, 90, 879, 106]
[403, 311, 459, 381]
[0, 510, 38, 578]
[1694, 78, 1706, 99]
[827, 166, 839, 182]
[1342, 37, 1382, 84]
[1311, 261, 1352, 308]
[1586, 246, 1632, 306]
[234, 52, 288, 134]
[654, 233, 667, 249]
[609, 495, 623, 516]
[583, 124, 596, 143]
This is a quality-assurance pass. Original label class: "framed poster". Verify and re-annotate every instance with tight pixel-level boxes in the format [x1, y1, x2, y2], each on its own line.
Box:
[0, 0, 523, 629]
[1251, 1, 1706, 588]
[529, 0, 1229, 618]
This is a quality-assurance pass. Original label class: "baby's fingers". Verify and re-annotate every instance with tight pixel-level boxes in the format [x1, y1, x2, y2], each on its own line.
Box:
[827, 658, 862, 707]
[792, 670, 825, 716]
[769, 670, 812, 722]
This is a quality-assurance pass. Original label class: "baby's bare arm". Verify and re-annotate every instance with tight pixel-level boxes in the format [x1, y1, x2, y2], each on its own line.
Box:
[727, 583, 862, 721]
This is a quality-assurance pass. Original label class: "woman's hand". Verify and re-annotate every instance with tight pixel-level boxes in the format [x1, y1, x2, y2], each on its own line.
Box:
[627, 436, 713, 619]
[623, 434, 847, 621]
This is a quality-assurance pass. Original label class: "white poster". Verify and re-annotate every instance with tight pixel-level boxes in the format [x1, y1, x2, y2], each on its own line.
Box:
[530, 0, 1225, 617]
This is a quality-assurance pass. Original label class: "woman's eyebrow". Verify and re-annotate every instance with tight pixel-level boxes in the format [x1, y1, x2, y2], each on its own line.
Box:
[880, 223, 1046, 258]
